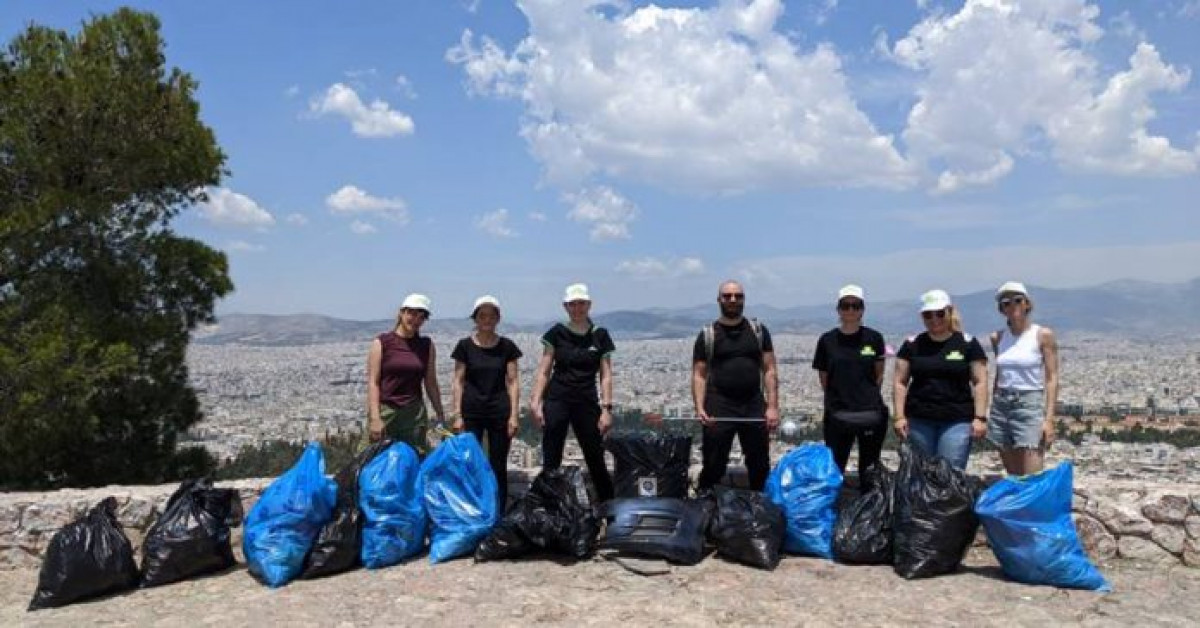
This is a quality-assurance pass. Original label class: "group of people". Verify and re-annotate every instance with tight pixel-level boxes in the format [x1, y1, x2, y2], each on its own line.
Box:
[364, 278, 1059, 510]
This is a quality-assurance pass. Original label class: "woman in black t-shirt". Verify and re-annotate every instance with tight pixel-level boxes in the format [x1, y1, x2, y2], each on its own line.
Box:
[529, 283, 615, 502]
[892, 289, 988, 470]
[812, 285, 887, 484]
[450, 295, 523, 512]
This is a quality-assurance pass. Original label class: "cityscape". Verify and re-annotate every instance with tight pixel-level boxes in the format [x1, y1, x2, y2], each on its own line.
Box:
[184, 330, 1200, 480]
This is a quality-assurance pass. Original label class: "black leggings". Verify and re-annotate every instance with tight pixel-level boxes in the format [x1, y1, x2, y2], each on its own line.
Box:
[541, 399, 614, 502]
[823, 416, 886, 486]
[464, 416, 512, 514]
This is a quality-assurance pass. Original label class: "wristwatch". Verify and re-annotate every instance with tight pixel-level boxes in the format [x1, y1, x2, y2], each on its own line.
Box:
[973, 415, 987, 422]
[601, 403, 614, 411]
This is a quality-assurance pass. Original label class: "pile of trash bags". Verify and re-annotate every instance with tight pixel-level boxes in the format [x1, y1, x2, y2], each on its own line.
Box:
[27, 436, 1117, 611]
[29, 480, 245, 610]
[301, 440, 393, 579]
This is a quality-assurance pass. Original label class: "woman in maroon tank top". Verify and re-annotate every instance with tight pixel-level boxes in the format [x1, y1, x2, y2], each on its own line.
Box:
[364, 293, 446, 457]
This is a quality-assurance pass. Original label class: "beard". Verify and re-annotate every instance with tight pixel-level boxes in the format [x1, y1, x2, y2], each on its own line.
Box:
[720, 301, 744, 319]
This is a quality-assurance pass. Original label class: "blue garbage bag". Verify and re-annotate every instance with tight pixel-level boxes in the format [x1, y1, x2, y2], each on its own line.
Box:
[243, 442, 337, 587]
[976, 462, 1111, 591]
[765, 443, 843, 558]
[359, 441, 427, 568]
[419, 434, 500, 563]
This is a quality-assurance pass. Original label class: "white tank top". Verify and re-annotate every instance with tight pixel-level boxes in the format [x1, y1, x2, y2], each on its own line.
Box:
[995, 324, 1044, 391]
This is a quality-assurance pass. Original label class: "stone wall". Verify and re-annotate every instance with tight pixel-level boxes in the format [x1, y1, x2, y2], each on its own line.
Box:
[3, 471, 1199, 570]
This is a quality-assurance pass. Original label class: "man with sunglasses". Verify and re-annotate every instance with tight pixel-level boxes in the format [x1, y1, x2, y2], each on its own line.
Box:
[892, 289, 988, 470]
[812, 285, 888, 487]
[691, 280, 780, 491]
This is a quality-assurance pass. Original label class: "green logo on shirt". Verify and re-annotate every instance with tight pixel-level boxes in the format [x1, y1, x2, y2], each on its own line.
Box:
[945, 350, 965, 361]
[860, 345, 876, 357]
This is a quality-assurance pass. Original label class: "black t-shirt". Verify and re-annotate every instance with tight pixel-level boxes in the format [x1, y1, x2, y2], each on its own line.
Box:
[897, 331, 987, 422]
[541, 323, 615, 402]
[692, 319, 774, 417]
[812, 326, 886, 415]
[451, 336, 523, 420]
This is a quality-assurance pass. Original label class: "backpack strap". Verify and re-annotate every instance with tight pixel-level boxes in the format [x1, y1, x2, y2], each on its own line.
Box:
[989, 330, 1003, 357]
[748, 318, 763, 352]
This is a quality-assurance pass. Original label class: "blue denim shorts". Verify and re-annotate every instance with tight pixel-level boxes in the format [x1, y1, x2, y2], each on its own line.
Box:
[988, 389, 1045, 449]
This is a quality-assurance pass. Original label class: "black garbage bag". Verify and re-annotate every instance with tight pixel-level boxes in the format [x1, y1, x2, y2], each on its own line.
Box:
[833, 463, 895, 565]
[475, 466, 599, 561]
[892, 442, 982, 579]
[598, 498, 709, 565]
[301, 440, 392, 579]
[28, 497, 140, 611]
[707, 486, 786, 570]
[140, 479, 243, 587]
[606, 434, 692, 499]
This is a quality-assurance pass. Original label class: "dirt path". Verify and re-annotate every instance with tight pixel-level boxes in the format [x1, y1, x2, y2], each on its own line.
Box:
[4, 549, 1196, 627]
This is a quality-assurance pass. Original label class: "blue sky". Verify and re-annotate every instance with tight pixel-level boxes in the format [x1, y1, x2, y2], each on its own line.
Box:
[4, 0, 1200, 321]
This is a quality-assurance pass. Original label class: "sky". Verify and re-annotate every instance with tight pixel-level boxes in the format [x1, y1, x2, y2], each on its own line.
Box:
[3, 0, 1200, 321]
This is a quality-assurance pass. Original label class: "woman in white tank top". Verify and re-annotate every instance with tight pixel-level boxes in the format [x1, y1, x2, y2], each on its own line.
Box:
[987, 281, 1060, 475]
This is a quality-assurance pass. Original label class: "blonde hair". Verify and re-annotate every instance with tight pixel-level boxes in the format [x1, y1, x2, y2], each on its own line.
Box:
[948, 305, 964, 334]
[394, 307, 405, 331]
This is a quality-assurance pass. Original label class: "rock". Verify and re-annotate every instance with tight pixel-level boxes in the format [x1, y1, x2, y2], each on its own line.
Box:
[1072, 490, 1088, 513]
[1118, 537, 1178, 564]
[118, 496, 158, 530]
[1073, 513, 1117, 560]
[1184, 538, 1200, 568]
[1142, 493, 1191, 524]
[1089, 500, 1154, 537]
[19, 502, 76, 534]
[1186, 515, 1200, 540]
[0, 504, 22, 536]
[1151, 524, 1186, 555]
[0, 546, 40, 570]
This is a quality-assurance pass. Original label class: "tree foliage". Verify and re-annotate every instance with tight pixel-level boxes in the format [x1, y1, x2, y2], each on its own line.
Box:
[0, 9, 230, 489]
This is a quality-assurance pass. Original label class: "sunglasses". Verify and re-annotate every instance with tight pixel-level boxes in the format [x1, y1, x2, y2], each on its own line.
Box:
[404, 308, 430, 320]
[719, 293, 745, 302]
[921, 309, 948, 320]
[998, 296, 1027, 308]
[837, 301, 864, 311]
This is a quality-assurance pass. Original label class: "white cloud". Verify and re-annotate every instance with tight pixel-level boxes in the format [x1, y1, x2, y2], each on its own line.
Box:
[1180, 1, 1200, 19]
[447, 0, 916, 193]
[461, 0, 481, 15]
[285, 213, 309, 226]
[309, 83, 414, 138]
[731, 240, 1200, 307]
[227, 240, 265, 253]
[565, 186, 638, 241]
[475, 208, 518, 238]
[284, 85, 300, 98]
[395, 74, 417, 99]
[197, 187, 275, 229]
[326, 185, 409, 224]
[813, 0, 840, 26]
[894, 0, 1198, 189]
[528, 211, 548, 222]
[616, 256, 706, 279]
[349, 220, 377, 235]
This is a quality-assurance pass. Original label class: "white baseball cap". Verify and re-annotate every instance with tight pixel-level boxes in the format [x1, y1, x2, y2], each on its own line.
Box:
[919, 289, 952, 312]
[995, 281, 1029, 300]
[562, 283, 591, 303]
[401, 293, 432, 315]
[837, 284, 865, 301]
[472, 295, 501, 316]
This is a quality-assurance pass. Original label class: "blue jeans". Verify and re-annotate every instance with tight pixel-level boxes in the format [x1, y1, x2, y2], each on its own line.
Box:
[907, 418, 971, 470]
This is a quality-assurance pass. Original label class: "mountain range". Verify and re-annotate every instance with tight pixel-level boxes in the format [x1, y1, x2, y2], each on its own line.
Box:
[193, 277, 1200, 346]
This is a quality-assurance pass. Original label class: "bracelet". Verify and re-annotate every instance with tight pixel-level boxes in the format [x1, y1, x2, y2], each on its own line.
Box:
[601, 403, 614, 411]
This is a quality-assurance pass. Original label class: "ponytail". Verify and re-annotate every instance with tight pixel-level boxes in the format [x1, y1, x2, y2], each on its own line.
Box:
[948, 305, 964, 334]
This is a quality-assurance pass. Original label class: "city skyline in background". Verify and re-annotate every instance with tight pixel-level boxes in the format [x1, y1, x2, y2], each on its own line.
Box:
[3, 0, 1199, 320]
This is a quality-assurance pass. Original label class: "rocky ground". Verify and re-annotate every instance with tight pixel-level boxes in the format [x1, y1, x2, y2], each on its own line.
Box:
[4, 548, 1198, 627]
